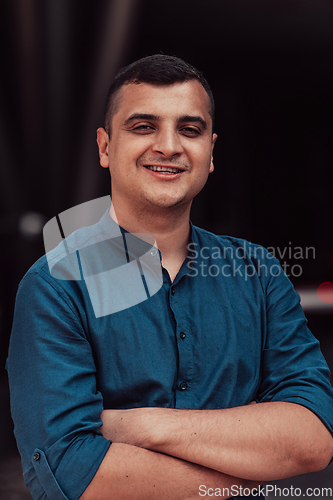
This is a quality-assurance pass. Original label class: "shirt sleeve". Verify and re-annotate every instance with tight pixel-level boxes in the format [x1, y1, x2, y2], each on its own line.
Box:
[256, 256, 333, 436]
[7, 268, 111, 500]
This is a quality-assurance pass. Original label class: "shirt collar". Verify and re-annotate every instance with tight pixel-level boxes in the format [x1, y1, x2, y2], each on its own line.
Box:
[99, 208, 159, 261]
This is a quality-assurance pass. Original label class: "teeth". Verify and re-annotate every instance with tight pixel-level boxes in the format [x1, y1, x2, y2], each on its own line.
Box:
[145, 165, 181, 174]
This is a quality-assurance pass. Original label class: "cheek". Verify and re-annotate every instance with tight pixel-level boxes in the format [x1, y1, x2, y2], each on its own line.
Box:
[193, 151, 214, 174]
[189, 142, 213, 163]
[134, 139, 155, 159]
[119, 141, 153, 164]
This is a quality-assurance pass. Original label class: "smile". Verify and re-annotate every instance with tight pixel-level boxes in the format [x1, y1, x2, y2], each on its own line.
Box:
[144, 165, 183, 174]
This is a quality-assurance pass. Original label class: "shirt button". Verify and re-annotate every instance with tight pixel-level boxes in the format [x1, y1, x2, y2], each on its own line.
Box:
[150, 248, 158, 256]
[171, 288, 175, 296]
[33, 452, 41, 461]
[180, 332, 186, 340]
[180, 381, 188, 391]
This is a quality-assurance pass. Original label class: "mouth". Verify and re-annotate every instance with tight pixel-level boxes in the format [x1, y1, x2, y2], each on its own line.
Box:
[143, 165, 184, 175]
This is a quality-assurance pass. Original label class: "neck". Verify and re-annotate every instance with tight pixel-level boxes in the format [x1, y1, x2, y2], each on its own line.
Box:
[109, 200, 191, 277]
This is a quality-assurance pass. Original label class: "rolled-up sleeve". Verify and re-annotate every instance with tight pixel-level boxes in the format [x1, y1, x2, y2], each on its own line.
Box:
[7, 268, 111, 500]
[257, 258, 333, 435]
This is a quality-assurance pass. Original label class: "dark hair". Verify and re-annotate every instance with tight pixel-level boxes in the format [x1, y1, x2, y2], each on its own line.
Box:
[103, 54, 215, 135]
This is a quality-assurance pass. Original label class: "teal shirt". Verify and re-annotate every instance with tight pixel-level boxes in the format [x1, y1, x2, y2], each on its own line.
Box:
[7, 210, 333, 499]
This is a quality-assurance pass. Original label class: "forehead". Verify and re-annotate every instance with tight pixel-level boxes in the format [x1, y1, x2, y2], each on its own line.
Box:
[114, 81, 212, 124]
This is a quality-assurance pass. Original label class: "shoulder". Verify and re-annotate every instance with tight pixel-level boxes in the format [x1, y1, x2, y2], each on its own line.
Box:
[190, 224, 289, 295]
[23, 216, 107, 282]
[191, 224, 274, 262]
[16, 218, 109, 317]
[12, 222, 106, 339]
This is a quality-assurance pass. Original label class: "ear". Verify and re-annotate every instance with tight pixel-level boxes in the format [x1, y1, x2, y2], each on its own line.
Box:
[96, 128, 110, 169]
[209, 133, 218, 173]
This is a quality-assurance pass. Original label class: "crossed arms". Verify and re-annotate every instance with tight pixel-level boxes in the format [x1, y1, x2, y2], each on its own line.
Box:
[80, 402, 333, 500]
[8, 266, 333, 500]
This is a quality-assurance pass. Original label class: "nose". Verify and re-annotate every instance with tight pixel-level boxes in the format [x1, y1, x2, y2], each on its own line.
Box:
[151, 128, 184, 158]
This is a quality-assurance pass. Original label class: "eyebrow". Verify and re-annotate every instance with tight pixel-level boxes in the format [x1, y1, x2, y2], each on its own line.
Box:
[123, 113, 207, 130]
[179, 115, 207, 130]
[123, 114, 161, 127]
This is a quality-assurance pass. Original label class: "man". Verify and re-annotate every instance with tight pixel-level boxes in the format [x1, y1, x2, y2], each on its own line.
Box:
[7, 55, 333, 500]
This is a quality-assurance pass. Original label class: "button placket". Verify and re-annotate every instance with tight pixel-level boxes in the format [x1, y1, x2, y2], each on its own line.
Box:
[168, 283, 193, 407]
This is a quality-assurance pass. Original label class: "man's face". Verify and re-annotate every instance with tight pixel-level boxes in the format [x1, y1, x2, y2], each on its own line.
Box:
[97, 80, 217, 214]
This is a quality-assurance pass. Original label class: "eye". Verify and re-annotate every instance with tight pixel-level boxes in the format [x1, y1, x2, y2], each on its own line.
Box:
[180, 127, 201, 137]
[132, 124, 155, 133]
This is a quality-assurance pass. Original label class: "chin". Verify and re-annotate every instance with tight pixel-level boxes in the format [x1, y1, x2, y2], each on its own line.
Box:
[147, 196, 187, 210]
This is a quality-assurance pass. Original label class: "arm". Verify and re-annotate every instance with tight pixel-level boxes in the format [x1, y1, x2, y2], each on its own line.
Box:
[7, 270, 110, 499]
[80, 442, 262, 500]
[8, 268, 261, 500]
[100, 258, 333, 483]
[97, 249, 333, 488]
[100, 401, 333, 482]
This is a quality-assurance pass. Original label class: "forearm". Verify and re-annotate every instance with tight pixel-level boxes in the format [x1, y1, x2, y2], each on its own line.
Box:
[79, 442, 261, 500]
[144, 402, 333, 480]
[101, 402, 333, 482]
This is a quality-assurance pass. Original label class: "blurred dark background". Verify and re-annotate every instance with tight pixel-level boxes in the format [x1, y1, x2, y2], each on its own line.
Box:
[1, 0, 333, 497]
